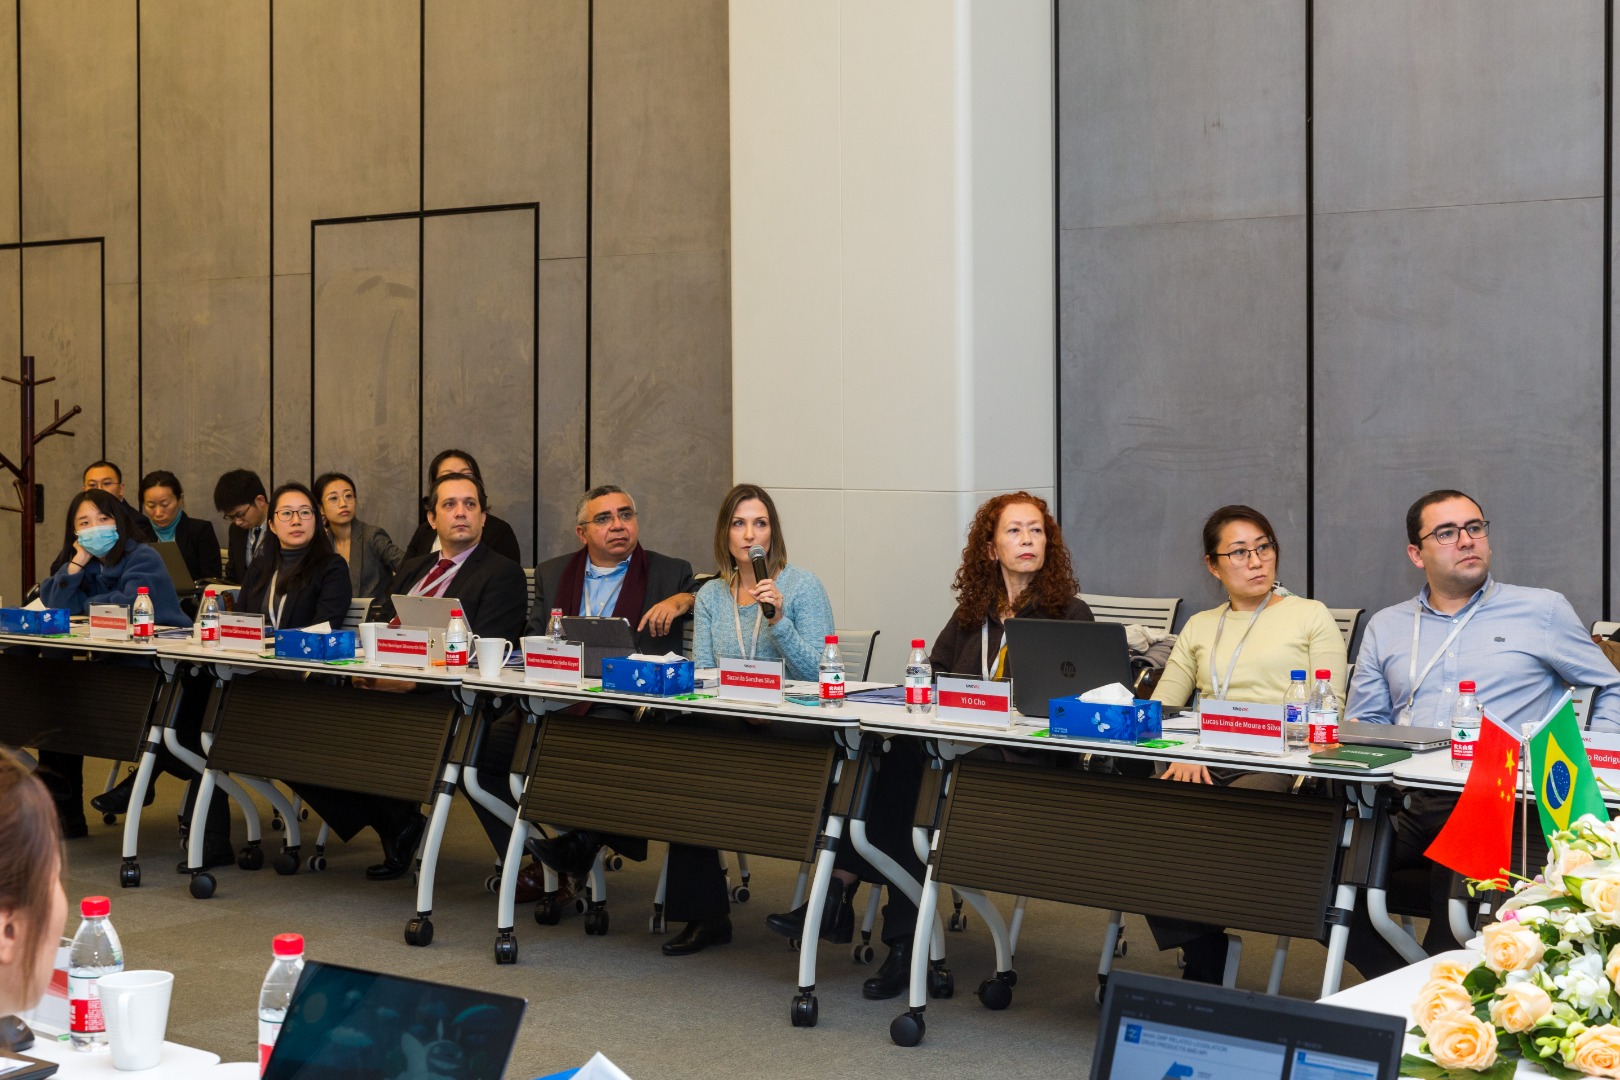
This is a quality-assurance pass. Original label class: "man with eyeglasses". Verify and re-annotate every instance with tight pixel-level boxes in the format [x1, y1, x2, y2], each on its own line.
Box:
[212, 468, 270, 583]
[1343, 488, 1620, 976]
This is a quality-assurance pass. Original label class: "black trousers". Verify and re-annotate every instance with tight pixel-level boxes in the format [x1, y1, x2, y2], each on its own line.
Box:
[1343, 790, 1466, 979]
[838, 739, 927, 946]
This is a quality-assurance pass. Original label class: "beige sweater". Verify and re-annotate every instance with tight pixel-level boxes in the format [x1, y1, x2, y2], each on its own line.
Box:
[1152, 594, 1348, 708]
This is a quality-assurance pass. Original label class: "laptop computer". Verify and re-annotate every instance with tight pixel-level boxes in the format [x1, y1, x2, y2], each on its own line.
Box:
[1092, 971, 1404, 1080]
[262, 960, 525, 1080]
[153, 541, 196, 594]
[560, 615, 637, 678]
[390, 594, 465, 662]
[1339, 720, 1452, 751]
[1002, 619, 1134, 719]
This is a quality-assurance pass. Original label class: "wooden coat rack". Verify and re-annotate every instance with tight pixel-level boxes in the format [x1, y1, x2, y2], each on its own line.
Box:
[0, 355, 82, 598]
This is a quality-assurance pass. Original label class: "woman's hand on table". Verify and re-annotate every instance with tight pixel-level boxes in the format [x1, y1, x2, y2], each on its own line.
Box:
[1160, 762, 1213, 784]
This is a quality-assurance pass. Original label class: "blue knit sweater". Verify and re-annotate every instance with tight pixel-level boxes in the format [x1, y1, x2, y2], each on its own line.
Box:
[692, 563, 835, 681]
[40, 540, 189, 627]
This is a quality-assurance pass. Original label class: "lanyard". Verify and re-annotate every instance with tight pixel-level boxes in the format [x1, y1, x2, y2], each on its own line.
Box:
[1207, 591, 1273, 700]
[730, 576, 764, 660]
[980, 619, 1008, 681]
[1403, 583, 1493, 716]
[265, 570, 286, 630]
[583, 571, 626, 618]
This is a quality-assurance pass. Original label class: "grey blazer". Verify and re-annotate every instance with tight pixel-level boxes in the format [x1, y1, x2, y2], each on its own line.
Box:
[335, 519, 405, 602]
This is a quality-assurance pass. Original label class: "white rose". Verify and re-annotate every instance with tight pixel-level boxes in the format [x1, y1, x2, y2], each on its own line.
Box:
[1483, 920, 1546, 973]
[1572, 1025, 1620, 1078]
[1426, 1012, 1498, 1072]
[1583, 876, 1620, 924]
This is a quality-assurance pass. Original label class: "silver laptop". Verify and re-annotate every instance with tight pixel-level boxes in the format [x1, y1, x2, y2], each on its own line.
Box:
[153, 540, 196, 594]
[1339, 719, 1451, 751]
[390, 594, 465, 662]
[560, 615, 637, 678]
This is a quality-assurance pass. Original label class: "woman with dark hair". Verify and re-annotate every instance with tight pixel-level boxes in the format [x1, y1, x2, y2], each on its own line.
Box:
[237, 483, 351, 629]
[401, 449, 523, 563]
[315, 471, 403, 600]
[140, 470, 222, 582]
[0, 749, 68, 1020]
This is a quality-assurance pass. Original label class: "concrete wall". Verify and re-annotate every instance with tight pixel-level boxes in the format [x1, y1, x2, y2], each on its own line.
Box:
[0, 0, 730, 591]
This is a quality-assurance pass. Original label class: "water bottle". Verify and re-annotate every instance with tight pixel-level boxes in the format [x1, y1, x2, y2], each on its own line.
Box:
[548, 607, 565, 641]
[819, 635, 846, 709]
[131, 586, 154, 639]
[1282, 669, 1309, 750]
[68, 896, 124, 1052]
[1451, 680, 1482, 773]
[199, 588, 221, 646]
[444, 608, 470, 668]
[257, 933, 305, 1074]
[1307, 669, 1339, 748]
[905, 638, 933, 714]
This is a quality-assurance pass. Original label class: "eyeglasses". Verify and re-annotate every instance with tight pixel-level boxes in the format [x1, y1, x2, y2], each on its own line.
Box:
[274, 507, 316, 522]
[1215, 541, 1277, 564]
[582, 508, 637, 528]
[1419, 520, 1490, 546]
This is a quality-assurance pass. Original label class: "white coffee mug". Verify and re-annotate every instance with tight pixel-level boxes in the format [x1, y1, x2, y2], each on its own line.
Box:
[100, 969, 173, 1071]
[358, 621, 384, 658]
[474, 636, 514, 677]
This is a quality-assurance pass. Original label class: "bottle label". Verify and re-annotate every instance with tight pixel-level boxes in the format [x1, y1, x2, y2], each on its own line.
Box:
[820, 672, 846, 700]
[258, 1018, 282, 1073]
[1452, 730, 1479, 761]
[445, 642, 468, 666]
[132, 614, 153, 638]
[1307, 709, 1339, 744]
[905, 675, 932, 706]
[201, 620, 219, 643]
[68, 974, 105, 1034]
[1284, 703, 1306, 726]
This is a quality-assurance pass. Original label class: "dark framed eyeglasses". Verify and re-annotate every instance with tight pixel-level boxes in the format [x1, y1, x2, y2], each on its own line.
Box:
[1215, 541, 1277, 563]
[1418, 520, 1489, 546]
[582, 508, 637, 528]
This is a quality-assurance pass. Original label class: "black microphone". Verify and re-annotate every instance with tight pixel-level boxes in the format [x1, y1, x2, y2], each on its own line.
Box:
[749, 545, 775, 619]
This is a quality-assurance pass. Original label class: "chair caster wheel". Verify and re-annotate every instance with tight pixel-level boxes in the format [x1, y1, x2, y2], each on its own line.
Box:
[189, 872, 216, 899]
[852, 943, 874, 964]
[237, 845, 265, 871]
[404, 917, 433, 946]
[583, 905, 609, 936]
[1115, 937, 1127, 958]
[119, 863, 140, 888]
[270, 815, 283, 832]
[272, 851, 299, 876]
[730, 885, 750, 903]
[535, 896, 562, 925]
[649, 910, 667, 934]
[485, 874, 502, 894]
[789, 937, 801, 952]
[890, 1011, 924, 1046]
[977, 976, 1013, 1010]
[102, 812, 118, 826]
[299, 808, 309, 821]
[494, 934, 518, 965]
[572, 895, 589, 916]
[604, 854, 624, 871]
[307, 855, 327, 872]
[790, 993, 818, 1027]
[928, 967, 955, 999]
[948, 912, 968, 932]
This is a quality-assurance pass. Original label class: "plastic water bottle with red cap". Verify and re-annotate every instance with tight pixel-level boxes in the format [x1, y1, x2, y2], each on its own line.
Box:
[199, 588, 221, 647]
[905, 639, 933, 714]
[258, 933, 305, 1074]
[1306, 669, 1339, 749]
[444, 608, 469, 668]
[548, 608, 565, 641]
[819, 635, 845, 709]
[1451, 680, 1482, 773]
[131, 587, 154, 639]
[68, 896, 123, 1052]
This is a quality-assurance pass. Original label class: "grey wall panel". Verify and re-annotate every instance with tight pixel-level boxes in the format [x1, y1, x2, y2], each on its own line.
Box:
[591, 250, 730, 569]
[271, 274, 310, 486]
[311, 219, 420, 548]
[1314, 198, 1604, 622]
[1058, 216, 1308, 610]
[423, 0, 587, 261]
[103, 282, 138, 474]
[1057, 0, 1304, 230]
[421, 211, 536, 562]
[20, 0, 137, 282]
[535, 257, 586, 564]
[140, 0, 269, 282]
[592, 0, 729, 257]
[272, 0, 419, 276]
[0, 251, 19, 588]
[1314, 0, 1604, 214]
[0, 0, 18, 245]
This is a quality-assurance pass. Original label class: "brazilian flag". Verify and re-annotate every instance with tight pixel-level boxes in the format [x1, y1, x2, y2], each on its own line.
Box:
[1529, 696, 1609, 841]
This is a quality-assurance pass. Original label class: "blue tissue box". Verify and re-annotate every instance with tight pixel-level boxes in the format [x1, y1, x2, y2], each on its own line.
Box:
[600, 657, 695, 697]
[274, 629, 356, 662]
[320, 630, 356, 661]
[0, 607, 71, 635]
[1047, 697, 1163, 742]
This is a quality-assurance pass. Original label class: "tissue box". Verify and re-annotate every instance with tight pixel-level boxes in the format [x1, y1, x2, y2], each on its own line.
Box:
[0, 607, 71, 635]
[600, 657, 695, 697]
[274, 629, 356, 662]
[1047, 697, 1163, 742]
[319, 630, 356, 661]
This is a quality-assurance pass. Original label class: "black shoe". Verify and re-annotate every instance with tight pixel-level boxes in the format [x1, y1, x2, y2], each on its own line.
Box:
[1178, 934, 1229, 985]
[60, 817, 89, 841]
[175, 837, 233, 873]
[661, 916, 732, 956]
[91, 770, 157, 816]
[529, 830, 601, 878]
[366, 812, 426, 881]
[863, 940, 912, 999]
[765, 878, 856, 943]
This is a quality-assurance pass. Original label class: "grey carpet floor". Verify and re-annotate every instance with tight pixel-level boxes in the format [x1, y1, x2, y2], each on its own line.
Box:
[55, 757, 1368, 1079]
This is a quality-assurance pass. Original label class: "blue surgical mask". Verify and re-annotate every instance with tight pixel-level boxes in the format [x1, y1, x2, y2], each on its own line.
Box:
[77, 525, 119, 558]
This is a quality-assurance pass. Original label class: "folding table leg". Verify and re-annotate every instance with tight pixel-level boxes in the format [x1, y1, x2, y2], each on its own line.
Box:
[789, 813, 842, 1028]
[406, 762, 460, 948]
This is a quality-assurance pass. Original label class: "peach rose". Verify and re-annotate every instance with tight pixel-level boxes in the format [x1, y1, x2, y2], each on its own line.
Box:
[1412, 978, 1473, 1034]
[1571, 1024, 1620, 1078]
[1562, 848, 1597, 877]
[1488, 981, 1553, 1033]
[1426, 1012, 1498, 1072]
[1483, 920, 1546, 972]
[1583, 875, 1620, 922]
[1428, 958, 1475, 985]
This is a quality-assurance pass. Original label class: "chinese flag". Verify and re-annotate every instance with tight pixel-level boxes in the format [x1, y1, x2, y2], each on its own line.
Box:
[1425, 715, 1522, 883]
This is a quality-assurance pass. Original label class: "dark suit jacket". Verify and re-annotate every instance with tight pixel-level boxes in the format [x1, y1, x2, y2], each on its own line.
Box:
[224, 522, 275, 584]
[403, 513, 522, 565]
[166, 513, 223, 582]
[237, 551, 352, 629]
[524, 547, 696, 654]
[382, 544, 527, 643]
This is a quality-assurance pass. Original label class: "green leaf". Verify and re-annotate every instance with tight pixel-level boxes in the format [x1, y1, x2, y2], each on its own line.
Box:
[1539, 896, 1586, 911]
[1536, 1058, 1586, 1080]
[1397, 1054, 1521, 1080]
[1410, 1024, 1426, 1037]
[1398, 1056, 1454, 1080]
[1464, 966, 1501, 996]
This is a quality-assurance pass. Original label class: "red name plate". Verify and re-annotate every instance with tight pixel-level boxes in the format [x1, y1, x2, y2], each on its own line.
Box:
[375, 629, 431, 669]
[718, 657, 784, 705]
[522, 637, 582, 686]
[937, 676, 1012, 728]
[87, 604, 129, 640]
[1198, 699, 1286, 755]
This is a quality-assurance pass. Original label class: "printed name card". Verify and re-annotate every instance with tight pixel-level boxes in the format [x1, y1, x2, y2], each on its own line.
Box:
[936, 675, 1013, 729]
[717, 657, 784, 705]
[374, 627, 432, 669]
[219, 613, 269, 653]
[1198, 699, 1286, 755]
[523, 637, 583, 687]
[87, 604, 130, 640]
[1585, 732, 1620, 777]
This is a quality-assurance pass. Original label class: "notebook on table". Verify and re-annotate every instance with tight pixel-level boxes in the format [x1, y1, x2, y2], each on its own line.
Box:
[1002, 618, 1135, 719]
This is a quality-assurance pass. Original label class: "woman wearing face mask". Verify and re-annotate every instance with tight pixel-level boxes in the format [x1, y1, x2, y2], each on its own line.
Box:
[314, 471, 403, 600]
[140, 470, 222, 583]
[236, 482, 351, 630]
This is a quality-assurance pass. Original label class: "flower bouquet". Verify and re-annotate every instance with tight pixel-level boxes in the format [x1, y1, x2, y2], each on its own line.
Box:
[1406, 814, 1620, 1078]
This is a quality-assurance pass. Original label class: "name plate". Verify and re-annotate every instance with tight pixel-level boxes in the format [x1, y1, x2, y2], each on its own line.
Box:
[374, 627, 432, 669]
[1199, 699, 1286, 755]
[936, 675, 1013, 729]
[523, 637, 583, 687]
[717, 657, 784, 705]
[1586, 732, 1620, 777]
[219, 613, 269, 653]
[88, 604, 130, 640]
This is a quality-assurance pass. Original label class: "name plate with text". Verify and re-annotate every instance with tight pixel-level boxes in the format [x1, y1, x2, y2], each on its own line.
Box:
[374, 627, 432, 669]
[220, 613, 269, 653]
[717, 657, 784, 705]
[523, 637, 583, 687]
[88, 604, 130, 640]
[1586, 732, 1620, 777]
[1199, 699, 1286, 755]
[936, 675, 1013, 729]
